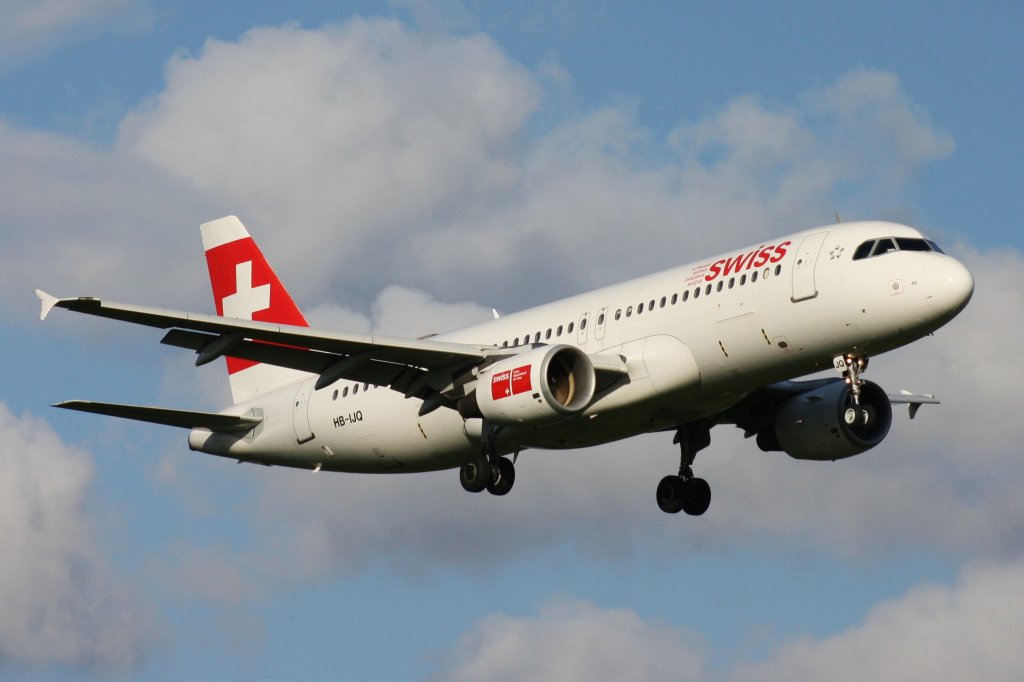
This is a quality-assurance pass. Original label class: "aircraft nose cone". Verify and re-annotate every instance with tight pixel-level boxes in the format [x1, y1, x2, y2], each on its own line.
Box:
[926, 256, 974, 320]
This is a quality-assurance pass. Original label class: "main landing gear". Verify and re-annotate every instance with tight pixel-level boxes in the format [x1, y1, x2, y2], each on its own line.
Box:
[460, 422, 516, 496]
[657, 422, 712, 516]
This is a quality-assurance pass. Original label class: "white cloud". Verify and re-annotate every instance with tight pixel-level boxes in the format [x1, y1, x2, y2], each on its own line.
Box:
[2, 21, 954, 322]
[730, 558, 1024, 682]
[3, 17, 995, 581]
[0, 0, 150, 66]
[0, 401, 155, 671]
[433, 599, 708, 682]
[434, 559, 1024, 682]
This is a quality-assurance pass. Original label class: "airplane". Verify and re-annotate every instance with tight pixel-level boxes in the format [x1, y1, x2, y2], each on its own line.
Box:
[36, 215, 974, 515]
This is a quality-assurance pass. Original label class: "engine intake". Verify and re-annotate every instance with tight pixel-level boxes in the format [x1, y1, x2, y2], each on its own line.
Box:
[773, 380, 892, 461]
[470, 345, 596, 426]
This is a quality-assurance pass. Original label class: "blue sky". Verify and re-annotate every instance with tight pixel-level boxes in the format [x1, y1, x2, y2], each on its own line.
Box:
[2, 2, 1023, 680]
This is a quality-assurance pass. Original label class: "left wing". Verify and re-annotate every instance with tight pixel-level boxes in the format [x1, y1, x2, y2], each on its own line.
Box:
[36, 291, 628, 412]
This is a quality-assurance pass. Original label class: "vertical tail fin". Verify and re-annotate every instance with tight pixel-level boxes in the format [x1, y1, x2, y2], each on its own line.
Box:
[201, 216, 311, 403]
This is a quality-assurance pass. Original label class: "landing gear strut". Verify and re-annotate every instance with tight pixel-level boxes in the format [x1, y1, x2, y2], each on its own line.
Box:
[835, 354, 869, 405]
[656, 422, 712, 516]
[460, 421, 516, 496]
[835, 353, 876, 427]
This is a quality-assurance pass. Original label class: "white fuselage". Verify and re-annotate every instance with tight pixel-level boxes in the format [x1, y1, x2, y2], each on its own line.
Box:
[188, 221, 973, 472]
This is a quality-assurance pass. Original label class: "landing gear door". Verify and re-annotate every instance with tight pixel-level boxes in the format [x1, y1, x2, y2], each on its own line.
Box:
[292, 380, 315, 444]
[791, 232, 829, 302]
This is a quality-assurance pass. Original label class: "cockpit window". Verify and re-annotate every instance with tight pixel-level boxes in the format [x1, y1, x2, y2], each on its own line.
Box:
[853, 241, 874, 260]
[853, 235, 944, 261]
[872, 238, 898, 256]
[895, 238, 930, 252]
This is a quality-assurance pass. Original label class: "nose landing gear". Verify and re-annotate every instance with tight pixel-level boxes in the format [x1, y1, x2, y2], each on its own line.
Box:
[656, 422, 712, 516]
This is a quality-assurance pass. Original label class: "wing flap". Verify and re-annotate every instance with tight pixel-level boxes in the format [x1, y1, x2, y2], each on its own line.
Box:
[55, 400, 262, 432]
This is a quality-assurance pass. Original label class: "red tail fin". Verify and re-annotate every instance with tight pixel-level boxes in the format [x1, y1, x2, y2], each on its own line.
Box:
[200, 216, 311, 402]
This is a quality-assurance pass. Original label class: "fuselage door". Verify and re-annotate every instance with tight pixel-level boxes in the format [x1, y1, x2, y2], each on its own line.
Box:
[292, 380, 315, 444]
[791, 232, 829, 302]
[594, 307, 608, 341]
[577, 311, 591, 345]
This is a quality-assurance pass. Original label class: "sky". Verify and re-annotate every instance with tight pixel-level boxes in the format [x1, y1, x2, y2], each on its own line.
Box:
[1, 1, 1023, 680]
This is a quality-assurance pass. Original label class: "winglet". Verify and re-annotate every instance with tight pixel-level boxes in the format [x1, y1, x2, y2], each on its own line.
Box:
[35, 289, 60, 321]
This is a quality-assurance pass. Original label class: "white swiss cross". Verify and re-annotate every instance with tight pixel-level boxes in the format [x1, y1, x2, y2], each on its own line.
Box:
[221, 261, 270, 320]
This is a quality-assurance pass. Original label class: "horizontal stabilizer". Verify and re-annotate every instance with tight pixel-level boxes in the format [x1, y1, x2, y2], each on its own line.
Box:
[54, 400, 262, 432]
[887, 390, 940, 420]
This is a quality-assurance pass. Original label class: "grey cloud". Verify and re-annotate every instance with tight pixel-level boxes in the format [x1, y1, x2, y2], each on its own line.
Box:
[0, 402, 156, 671]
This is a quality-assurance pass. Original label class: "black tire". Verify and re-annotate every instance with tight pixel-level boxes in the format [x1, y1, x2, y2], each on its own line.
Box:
[460, 456, 490, 493]
[656, 475, 685, 514]
[681, 477, 711, 516]
[486, 458, 516, 496]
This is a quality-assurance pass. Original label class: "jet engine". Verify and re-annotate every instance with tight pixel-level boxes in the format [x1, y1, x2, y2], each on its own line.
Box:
[771, 380, 892, 461]
[466, 345, 596, 426]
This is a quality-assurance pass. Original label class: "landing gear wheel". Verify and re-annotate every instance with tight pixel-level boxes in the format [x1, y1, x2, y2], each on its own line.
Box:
[486, 457, 516, 496]
[656, 422, 713, 516]
[681, 478, 711, 516]
[656, 475, 686, 514]
[460, 455, 490, 493]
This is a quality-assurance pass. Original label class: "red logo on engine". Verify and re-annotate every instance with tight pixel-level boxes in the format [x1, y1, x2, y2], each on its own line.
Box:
[491, 365, 532, 400]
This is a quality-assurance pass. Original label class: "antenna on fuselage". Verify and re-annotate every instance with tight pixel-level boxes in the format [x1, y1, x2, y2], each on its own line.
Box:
[835, 211, 843, 223]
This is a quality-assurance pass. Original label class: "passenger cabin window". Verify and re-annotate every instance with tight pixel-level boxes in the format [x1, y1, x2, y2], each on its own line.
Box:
[557, 325, 563, 336]
[568, 322, 574, 333]
[581, 317, 588, 329]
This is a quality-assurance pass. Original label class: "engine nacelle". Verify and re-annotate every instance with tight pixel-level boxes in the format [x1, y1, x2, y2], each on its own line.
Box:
[773, 380, 892, 461]
[473, 345, 596, 426]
